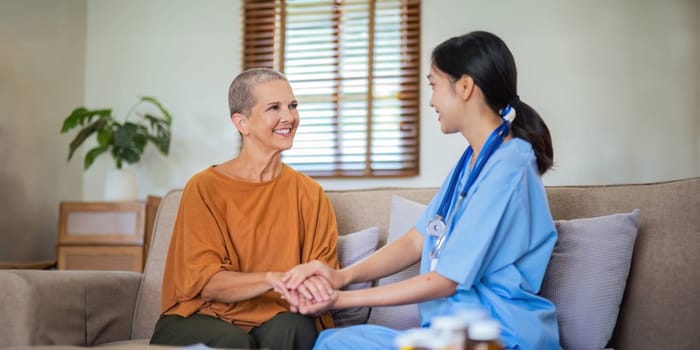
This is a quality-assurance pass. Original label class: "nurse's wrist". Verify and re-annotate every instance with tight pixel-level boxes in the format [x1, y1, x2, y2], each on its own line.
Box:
[332, 290, 349, 309]
[337, 268, 352, 289]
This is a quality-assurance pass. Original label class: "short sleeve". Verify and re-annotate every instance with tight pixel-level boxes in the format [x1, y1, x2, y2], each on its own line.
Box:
[433, 160, 525, 288]
[167, 179, 233, 305]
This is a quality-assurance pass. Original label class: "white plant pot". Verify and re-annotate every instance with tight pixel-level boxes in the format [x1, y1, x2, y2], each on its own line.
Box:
[103, 168, 137, 201]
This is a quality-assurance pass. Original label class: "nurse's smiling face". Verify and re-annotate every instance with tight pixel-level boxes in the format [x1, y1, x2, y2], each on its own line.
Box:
[428, 65, 464, 134]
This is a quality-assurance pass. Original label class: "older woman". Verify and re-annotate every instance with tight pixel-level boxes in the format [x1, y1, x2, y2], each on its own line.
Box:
[150, 68, 339, 350]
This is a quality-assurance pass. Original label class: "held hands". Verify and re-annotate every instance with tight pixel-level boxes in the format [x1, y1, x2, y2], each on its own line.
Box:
[272, 260, 343, 315]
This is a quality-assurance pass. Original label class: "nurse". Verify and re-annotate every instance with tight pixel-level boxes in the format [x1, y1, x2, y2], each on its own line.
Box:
[279, 31, 561, 350]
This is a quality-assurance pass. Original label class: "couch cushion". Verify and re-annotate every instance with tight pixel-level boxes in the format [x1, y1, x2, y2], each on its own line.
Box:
[332, 226, 380, 327]
[131, 190, 183, 340]
[0, 270, 140, 347]
[541, 210, 640, 350]
[367, 196, 426, 329]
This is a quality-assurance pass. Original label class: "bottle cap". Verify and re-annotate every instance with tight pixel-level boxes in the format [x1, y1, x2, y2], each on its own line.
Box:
[455, 307, 488, 326]
[394, 331, 418, 348]
[469, 319, 501, 341]
[430, 315, 466, 331]
[395, 328, 439, 348]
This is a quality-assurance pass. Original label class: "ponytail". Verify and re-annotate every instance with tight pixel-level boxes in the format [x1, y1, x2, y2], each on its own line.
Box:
[509, 99, 553, 175]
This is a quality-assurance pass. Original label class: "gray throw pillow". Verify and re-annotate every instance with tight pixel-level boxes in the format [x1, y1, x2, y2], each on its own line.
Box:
[540, 209, 640, 350]
[332, 226, 380, 327]
[367, 196, 426, 330]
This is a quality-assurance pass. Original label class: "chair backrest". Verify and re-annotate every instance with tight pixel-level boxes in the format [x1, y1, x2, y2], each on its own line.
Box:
[130, 189, 183, 340]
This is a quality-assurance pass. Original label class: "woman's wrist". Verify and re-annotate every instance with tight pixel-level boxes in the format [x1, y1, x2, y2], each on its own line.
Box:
[265, 271, 283, 289]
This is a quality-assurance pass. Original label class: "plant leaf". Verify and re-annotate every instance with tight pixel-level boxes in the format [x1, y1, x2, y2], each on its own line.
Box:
[112, 123, 148, 166]
[113, 123, 138, 147]
[97, 127, 114, 147]
[111, 147, 123, 169]
[83, 145, 109, 170]
[143, 113, 171, 154]
[67, 118, 108, 161]
[61, 108, 112, 133]
[112, 145, 141, 165]
[140, 96, 173, 123]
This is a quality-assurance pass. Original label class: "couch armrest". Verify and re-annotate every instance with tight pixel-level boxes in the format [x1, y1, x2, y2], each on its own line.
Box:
[0, 270, 142, 347]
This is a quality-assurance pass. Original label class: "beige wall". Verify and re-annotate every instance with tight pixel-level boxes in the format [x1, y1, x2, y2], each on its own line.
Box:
[1, 0, 699, 262]
[0, 0, 86, 262]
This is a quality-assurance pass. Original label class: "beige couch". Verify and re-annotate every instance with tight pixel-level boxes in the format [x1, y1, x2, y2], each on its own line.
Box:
[1, 178, 698, 349]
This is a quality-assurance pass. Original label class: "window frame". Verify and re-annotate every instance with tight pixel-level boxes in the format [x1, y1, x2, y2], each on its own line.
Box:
[243, 0, 421, 178]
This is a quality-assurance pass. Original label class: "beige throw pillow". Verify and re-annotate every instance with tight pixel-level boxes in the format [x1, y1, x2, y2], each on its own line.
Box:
[540, 209, 640, 350]
[332, 226, 380, 327]
[366, 196, 426, 330]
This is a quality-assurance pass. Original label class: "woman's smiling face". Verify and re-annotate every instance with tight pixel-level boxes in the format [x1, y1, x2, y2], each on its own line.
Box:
[245, 79, 300, 153]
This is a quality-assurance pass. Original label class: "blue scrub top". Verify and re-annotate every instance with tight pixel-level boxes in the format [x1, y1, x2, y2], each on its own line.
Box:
[415, 138, 561, 350]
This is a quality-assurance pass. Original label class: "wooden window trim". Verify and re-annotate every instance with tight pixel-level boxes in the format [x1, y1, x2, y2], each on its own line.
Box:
[243, 0, 421, 178]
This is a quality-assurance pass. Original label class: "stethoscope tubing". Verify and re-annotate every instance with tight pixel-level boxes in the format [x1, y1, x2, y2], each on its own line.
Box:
[429, 120, 510, 260]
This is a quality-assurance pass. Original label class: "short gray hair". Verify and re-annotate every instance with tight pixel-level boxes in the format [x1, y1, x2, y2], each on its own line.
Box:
[228, 68, 288, 117]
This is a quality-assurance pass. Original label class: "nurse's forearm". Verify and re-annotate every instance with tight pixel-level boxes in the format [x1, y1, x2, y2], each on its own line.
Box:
[335, 271, 457, 308]
[341, 227, 423, 286]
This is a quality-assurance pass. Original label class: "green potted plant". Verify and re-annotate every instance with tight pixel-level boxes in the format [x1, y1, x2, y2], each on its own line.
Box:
[60, 96, 173, 200]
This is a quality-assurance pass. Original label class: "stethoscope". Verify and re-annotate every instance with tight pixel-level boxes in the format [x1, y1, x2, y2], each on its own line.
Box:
[427, 118, 510, 270]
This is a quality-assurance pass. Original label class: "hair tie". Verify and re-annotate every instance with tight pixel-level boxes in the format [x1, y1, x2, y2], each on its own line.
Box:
[500, 105, 513, 118]
[499, 95, 520, 121]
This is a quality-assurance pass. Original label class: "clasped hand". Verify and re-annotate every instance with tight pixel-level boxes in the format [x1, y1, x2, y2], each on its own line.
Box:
[270, 260, 342, 315]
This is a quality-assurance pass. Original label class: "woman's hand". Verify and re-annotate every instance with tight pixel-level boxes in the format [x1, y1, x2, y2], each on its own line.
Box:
[267, 272, 300, 308]
[282, 260, 345, 291]
[296, 289, 339, 316]
[295, 275, 333, 303]
[274, 277, 336, 313]
[272, 271, 334, 310]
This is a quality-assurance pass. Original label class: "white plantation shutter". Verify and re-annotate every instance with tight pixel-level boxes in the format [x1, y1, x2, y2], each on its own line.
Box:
[243, 0, 421, 177]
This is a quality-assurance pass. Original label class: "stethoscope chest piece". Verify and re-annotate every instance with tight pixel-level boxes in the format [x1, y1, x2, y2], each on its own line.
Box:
[427, 216, 446, 237]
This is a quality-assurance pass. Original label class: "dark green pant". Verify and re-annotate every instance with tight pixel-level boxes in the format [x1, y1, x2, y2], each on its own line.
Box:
[150, 312, 318, 350]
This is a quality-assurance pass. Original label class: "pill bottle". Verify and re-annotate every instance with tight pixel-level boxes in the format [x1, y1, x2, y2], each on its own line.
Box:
[454, 307, 488, 349]
[430, 315, 466, 350]
[466, 319, 503, 350]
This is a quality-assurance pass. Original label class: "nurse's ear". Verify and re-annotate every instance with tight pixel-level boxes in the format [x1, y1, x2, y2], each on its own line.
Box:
[457, 75, 476, 102]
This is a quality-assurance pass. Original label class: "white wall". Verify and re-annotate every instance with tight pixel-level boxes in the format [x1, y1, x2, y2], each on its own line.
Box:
[82, 0, 242, 200]
[1, 0, 698, 262]
[81, 0, 700, 199]
[0, 0, 86, 262]
[349, 0, 700, 189]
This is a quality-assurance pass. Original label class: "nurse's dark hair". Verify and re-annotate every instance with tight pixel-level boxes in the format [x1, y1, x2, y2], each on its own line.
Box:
[228, 67, 288, 117]
[431, 31, 554, 175]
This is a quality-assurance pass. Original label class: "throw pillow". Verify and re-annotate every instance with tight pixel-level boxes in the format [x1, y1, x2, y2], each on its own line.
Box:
[367, 195, 427, 330]
[332, 226, 380, 327]
[540, 209, 641, 350]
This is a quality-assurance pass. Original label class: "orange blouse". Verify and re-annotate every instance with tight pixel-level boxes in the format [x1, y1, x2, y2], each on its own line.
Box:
[160, 164, 339, 330]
